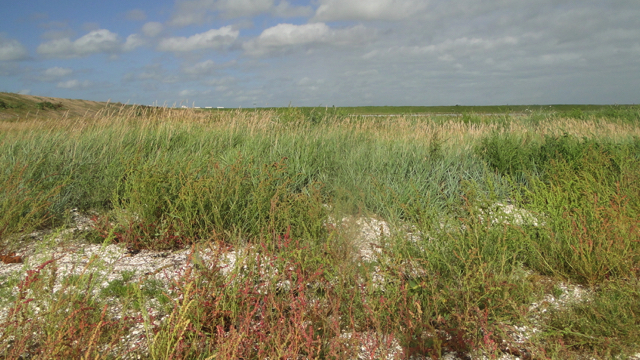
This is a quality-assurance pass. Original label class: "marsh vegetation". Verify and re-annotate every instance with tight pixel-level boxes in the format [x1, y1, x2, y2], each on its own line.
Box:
[1, 103, 639, 359]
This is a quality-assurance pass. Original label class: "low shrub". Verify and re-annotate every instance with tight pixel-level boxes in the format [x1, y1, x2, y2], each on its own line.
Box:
[36, 101, 63, 110]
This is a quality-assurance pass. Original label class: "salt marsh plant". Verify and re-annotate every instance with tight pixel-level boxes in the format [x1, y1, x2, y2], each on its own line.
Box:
[1, 104, 639, 358]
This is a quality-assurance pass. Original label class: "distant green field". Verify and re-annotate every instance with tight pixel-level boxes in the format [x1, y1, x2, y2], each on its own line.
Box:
[3, 91, 637, 119]
[204, 104, 638, 116]
[338, 104, 639, 115]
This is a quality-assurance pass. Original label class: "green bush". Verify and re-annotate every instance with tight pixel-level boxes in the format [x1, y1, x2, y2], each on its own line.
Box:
[36, 101, 63, 110]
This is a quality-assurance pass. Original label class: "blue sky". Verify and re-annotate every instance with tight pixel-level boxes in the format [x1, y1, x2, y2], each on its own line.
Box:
[1, 0, 639, 107]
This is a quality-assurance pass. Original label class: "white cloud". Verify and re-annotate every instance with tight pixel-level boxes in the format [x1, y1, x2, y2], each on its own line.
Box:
[36, 29, 148, 58]
[213, 0, 273, 18]
[56, 79, 92, 89]
[243, 23, 373, 56]
[18, 89, 31, 95]
[182, 60, 218, 75]
[411, 36, 519, 55]
[40, 67, 73, 81]
[179, 89, 198, 97]
[364, 36, 519, 60]
[125, 9, 147, 21]
[142, 22, 163, 37]
[122, 64, 182, 84]
[297, 77, 312, 86]
[45, 67, 73, 77]
[297, 77, 325, 88]
[0, 35, 29, 61]
[203, 76, 235, 86]
[272, 1, 313, 17]
[123, 34, 146, 51]
[37, 29, 123, 58]
[169, 12, 205, 27]
[136, 65, 165, 81]
[157, 26, 238, 52]
[169, 0, 311, 26]
[257, 23, 330, 46]
[313, 0, 426, 21]
[170, 0, 268, 25]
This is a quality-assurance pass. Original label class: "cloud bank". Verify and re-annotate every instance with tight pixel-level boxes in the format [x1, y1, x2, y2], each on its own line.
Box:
[243, 23, 373, 56]
[1, 0, 638, 107]
[0, 35, 29, 61]
[313, 0, 426, 21]
[169, 0, 312, 26]
[157, 26, 239, 52]
[37, 29, 125, 58]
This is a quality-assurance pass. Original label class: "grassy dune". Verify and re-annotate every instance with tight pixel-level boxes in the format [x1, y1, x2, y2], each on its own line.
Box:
[1, 104, 639, 359]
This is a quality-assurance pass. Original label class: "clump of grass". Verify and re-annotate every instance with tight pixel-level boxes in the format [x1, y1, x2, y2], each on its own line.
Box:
[0, 162, 63, 248]
[101, 271, 169, 311]
[476, 132, 535, 179]
[92, 156, 328, 251]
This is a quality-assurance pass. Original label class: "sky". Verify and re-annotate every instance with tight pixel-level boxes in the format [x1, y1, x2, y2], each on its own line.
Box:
[1, 0, 639, 107]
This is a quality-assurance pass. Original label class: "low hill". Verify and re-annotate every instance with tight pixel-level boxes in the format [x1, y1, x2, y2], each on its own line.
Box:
[0, 92, 128, 121]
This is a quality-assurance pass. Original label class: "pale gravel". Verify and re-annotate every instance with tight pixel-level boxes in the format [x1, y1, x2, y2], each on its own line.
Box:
[1, 207, 638, 360]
